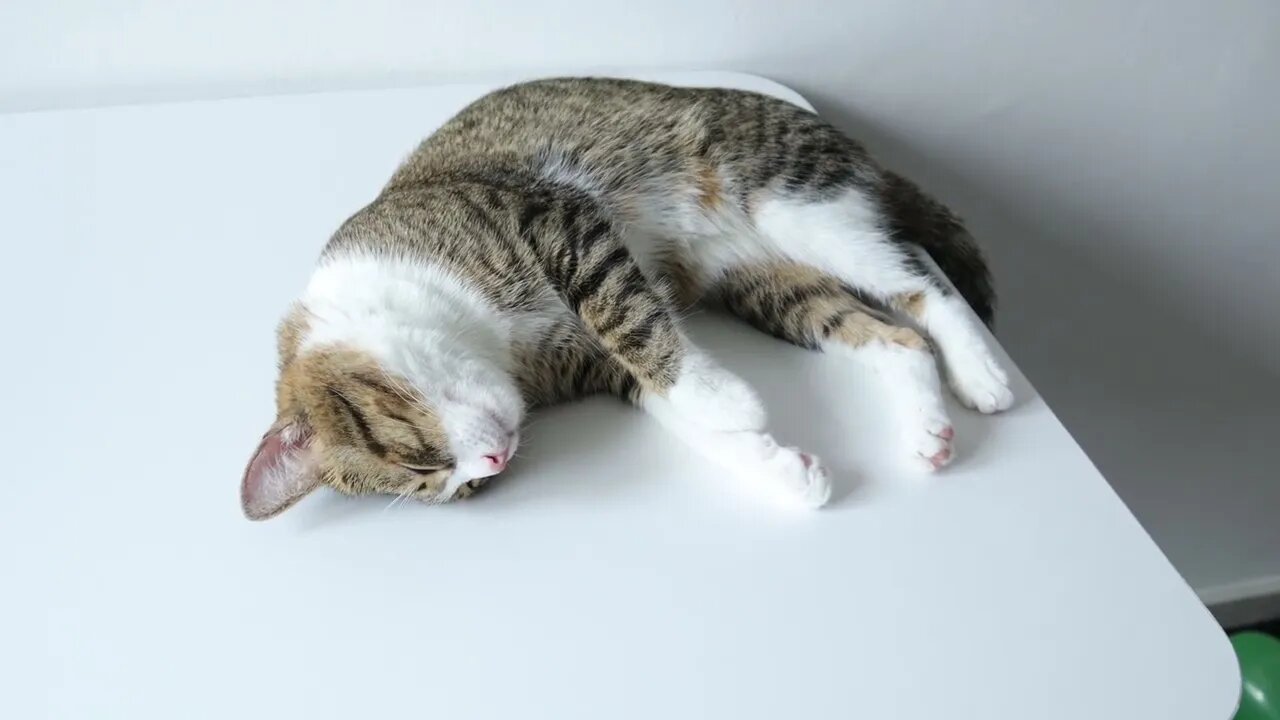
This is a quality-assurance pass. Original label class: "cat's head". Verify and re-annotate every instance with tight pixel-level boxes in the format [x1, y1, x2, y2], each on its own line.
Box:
[240, 311, 523, 520]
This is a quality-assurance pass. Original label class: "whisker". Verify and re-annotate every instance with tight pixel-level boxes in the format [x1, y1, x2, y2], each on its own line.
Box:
[674, 305, 706, 323]
[377, 366, 421, 406]
[325, 383, 362, 408]
[518, 415, 549, 431]
[382, 481, 416, 512]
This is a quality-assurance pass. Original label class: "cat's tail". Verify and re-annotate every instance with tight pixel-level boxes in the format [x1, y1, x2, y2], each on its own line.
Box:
[880, 170, 996, 327]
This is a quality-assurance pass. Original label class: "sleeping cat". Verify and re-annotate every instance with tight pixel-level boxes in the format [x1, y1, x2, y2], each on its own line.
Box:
[241, 77, 1013, 520]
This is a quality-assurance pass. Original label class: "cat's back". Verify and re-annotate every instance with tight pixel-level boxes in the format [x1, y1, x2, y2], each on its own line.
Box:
[451, 77, 693, 131]
[383, 78, 811, 191]
[427, 78, 698, 153]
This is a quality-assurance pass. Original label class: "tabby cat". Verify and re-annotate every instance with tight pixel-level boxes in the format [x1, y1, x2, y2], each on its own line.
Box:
[240, 78, 1013, 520]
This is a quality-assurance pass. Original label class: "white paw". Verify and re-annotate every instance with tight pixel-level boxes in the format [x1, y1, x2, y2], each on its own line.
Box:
[855, 341, 957, 471]
[915, 292, 1014, 414]
[784, 448, 833, 508]
[906, 416, 954, 472]
[893, 382, 955, 472]
[710, 431, 831, 508]
[666, 351, 766, 431]
[900, 378, 955, 472]
[741, 434, 831, 508]
[946, 351, 1014, 414]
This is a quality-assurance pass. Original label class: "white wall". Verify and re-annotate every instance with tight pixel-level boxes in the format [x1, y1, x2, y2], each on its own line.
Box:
[4, 0, 1277, 609]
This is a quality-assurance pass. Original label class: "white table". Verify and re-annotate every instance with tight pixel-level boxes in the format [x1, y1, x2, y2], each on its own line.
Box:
[0, 72, 1239, 719]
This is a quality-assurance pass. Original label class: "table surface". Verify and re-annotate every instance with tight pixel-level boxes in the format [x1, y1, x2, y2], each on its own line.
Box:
[0, 72, 1239, 719]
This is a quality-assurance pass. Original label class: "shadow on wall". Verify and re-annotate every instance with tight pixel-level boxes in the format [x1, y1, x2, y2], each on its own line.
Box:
[803, 90, 1280, 594]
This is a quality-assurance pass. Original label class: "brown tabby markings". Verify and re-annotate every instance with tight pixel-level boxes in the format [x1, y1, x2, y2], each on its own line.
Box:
[892, 291, 928, 320]
[510, 316, 641, 410]
[695, 163, 724, 211]
[273, 327, 455, 498]
[653, 246, 707, 310]
[716, 262, 928, 352]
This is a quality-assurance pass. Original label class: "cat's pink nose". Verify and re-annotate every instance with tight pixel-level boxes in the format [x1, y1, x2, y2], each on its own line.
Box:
[483, 451, 509, 473]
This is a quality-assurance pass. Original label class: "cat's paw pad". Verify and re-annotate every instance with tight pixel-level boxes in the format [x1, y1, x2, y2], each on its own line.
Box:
[947, 353, 1013, 414]
[667, 353, 766, 431]
[908, 419, 954, 472]
[759, 444, 831, 509]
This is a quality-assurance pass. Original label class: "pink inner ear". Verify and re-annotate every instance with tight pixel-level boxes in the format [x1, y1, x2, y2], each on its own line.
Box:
[241, 423, 319, 521]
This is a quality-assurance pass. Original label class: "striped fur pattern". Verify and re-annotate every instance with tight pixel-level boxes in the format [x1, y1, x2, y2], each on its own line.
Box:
[241, 78, 1013, 520]
[716, 262, 928, 352]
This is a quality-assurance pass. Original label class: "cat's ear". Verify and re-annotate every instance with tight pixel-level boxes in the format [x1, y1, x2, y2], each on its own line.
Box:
[241, 420, 321, 521]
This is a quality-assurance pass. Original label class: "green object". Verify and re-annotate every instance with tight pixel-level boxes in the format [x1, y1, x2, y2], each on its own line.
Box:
[1233, 632, 1280, 720]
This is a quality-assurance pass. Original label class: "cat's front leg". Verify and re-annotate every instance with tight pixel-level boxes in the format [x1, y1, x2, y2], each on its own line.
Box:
[627, 334, 831, 507]
[660, 344, 767, 432]
[551, 203, 764, 432]
[642, 392, 833, 509]
[545, 202, 829, 506]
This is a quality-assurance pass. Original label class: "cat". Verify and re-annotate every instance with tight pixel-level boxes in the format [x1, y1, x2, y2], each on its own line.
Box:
[240, 77, 1013, 520]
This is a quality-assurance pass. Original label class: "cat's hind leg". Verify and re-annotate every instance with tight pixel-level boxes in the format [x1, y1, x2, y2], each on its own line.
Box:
[889, 282, 1013, 414]
[716, 261, 956, 471]
[752, 189, 1013, 413]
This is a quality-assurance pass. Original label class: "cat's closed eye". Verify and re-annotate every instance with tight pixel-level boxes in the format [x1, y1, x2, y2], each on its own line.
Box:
[399, 463, 447, 475]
